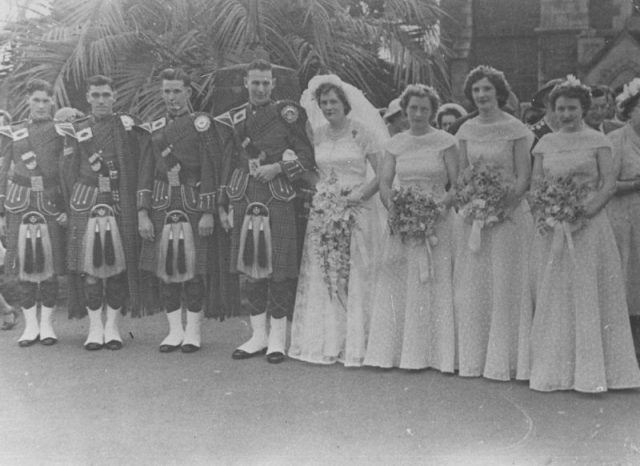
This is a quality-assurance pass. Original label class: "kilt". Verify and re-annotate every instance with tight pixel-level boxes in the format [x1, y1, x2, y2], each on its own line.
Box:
[139, 192, 211, 277]
[67, 191, 122, 273]
[229, 178, 299, 281]
[5, 209, 65, 276]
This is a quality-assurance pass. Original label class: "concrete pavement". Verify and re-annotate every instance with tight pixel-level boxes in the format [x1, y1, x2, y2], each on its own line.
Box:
[0, 310, 639, 466]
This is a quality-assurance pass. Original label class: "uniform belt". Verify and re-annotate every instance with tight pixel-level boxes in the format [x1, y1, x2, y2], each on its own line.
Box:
[10, 173, 59, 190]
[79, 174, 120, 188]
[155, 172, 200, 187]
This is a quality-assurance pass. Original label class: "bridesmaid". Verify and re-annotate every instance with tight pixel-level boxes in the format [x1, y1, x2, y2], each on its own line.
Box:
[364, 84, 458, 371]
[453, 65, 534, 381]
[529, 77, 640, 392]
[607, 78, 640, 361]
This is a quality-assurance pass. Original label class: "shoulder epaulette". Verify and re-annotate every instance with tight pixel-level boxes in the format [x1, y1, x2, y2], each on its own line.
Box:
[150, 117, 166, 132]
[10, 121, 29, 141]
[0, 126, 12, 139]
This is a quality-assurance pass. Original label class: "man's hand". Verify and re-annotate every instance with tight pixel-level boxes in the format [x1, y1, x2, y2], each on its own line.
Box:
[138, 210, 154, 241]
[199, 213, 214, 237]
[56, 212, 68, 227]
[218, 206, 232, 233]
[0, 216, 6, 237]
[254, 163, 282, 183]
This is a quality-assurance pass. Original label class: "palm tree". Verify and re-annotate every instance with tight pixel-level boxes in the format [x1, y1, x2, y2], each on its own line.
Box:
[1, 0, 445, 119]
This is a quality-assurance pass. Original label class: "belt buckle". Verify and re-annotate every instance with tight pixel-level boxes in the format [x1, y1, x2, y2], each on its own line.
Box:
[98, 175, 112, 193]
[30, 176, 44, 192]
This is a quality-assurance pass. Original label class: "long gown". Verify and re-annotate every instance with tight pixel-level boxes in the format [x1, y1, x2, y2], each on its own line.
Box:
[529, 128, 640, 392]
[288, 118, 381, 366]
[607, 125, 640, 316]
[364, 129, 456, 370]
[453, 115, 534, 381]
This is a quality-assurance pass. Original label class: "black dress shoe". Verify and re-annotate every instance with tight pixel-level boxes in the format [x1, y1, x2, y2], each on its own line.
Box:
[231, 347, 267, 360]
[18, 335, 39, 347]
[84, 342, 103, 351]
[40, 337, 57, 346]
[181, 344, 200, 354]
[105, 340, 123, 351]
[159, 344, 181, 353]
[266, 351, 285, 364]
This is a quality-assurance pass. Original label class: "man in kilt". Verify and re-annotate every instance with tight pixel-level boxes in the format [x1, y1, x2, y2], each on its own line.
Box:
[0, 79, 66, 346]
[215, 59, 314, 364]
[63, 75, 143, 351]
[137, 68, 217, 353]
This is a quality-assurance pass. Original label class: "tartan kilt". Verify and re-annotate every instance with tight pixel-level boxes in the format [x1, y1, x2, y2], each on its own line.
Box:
[66, 193, 122, 273]
[4, 208, 65, 276]
[229, 178, 299, 281]
[139, 193, 211, 277]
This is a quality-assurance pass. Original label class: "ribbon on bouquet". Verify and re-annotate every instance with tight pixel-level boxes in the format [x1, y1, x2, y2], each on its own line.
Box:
[468, 219, 484, 252]
[417, 236, 438, 283]
[549, 221, 576, 265]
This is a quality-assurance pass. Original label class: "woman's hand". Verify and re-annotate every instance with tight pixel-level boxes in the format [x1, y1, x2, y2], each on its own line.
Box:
[346, 190, 363, 206]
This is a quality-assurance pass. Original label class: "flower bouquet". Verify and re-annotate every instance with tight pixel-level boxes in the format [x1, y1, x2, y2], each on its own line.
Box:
[528, 173, 589, 235]
[388, 186, 445, 247]
[309, 170, 361, 307]
[455, 159, 513, 251]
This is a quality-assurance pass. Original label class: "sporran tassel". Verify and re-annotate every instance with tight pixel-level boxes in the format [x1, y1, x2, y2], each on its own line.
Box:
[24, 229, 34, 274]
[257, 220, 267, 268]
[34, 227, 44, 273]
[243, 222, 254, 266]
[104, 221, 115, 266]
[93, 222, 103, 268]
[165, 229, 174, 276]
[177, 227, 186, 274]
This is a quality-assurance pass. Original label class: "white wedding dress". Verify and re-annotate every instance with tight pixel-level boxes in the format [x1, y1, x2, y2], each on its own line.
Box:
[288, 118, 382, 366]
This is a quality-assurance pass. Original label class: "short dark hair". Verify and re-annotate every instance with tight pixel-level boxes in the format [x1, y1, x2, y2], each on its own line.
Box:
[26, 79, 53, 97]
[314, 82, 351, 115]
[463, 65, 511, 108]
[87, 75, 114, 91]
[246, 59, 272, 74]
[590, 85, 612, 100]
[621, 93, 640, 121]
[159, 68, 191, 87]
[399, 84, 440, 114]
[549, 80, 592, 115]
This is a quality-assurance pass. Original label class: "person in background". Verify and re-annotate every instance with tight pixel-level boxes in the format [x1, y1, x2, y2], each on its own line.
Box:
[435, 102, 467, 133]
[528, 78, 564, 149]
[586, 85, 616, 133]
[383, 98, 408, 136]
[606, 77, 640, 362]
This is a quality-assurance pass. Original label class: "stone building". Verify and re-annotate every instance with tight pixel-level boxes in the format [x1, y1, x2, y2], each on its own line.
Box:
[441, 0, 640, 105]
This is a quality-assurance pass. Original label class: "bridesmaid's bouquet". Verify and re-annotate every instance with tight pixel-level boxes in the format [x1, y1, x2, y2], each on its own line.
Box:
[528, 173, 589, 235]
[455, 160, 513, 251]
[388, 186, 445, 246]
[310, 170, 361, 306]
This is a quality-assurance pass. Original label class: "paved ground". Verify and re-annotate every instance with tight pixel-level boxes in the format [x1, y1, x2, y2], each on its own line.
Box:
[1, 310, 639, 466]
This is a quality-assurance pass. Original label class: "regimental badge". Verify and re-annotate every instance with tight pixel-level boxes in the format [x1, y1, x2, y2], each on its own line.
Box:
[281, 105, 299, 123]
[120, 115, 134, 131]
[76, 127, 93, 142]
[232, 108, 246, 125]
[21, 151, 37, 170]
[151, 118, 166, 132]
[88, 151, 103, 172]
[194, 114, 211, 132]
[13, 128, 28, 141]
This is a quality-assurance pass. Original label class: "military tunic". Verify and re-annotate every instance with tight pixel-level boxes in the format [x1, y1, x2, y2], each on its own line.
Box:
[0, 119, 66, 277]
[215, 100, 314, 281]
[137, 112, 217, 278]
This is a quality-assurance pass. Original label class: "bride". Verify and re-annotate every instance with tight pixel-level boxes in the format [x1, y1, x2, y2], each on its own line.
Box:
[288, 74, 386, 366]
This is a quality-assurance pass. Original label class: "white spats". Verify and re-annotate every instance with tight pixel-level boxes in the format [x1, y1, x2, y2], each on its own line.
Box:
[39, 306, 57, 341]
[84, 308, 104, 347]
[267, 316, 286, 355]
[18, 305, 39, 343]
[182, 310, 202, 349]
[237, 313, 268, 354]
[160, 309, 184, 347]
[104, 305, 122, 344]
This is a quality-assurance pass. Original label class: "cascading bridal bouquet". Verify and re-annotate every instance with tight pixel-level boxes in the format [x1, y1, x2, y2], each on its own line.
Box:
[528, 173, 589, 235]
[455, 159, 513, 252]
[388, 186, 445, 247]
[388, 186, 446, 282]
[310, 169, 361, 307]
